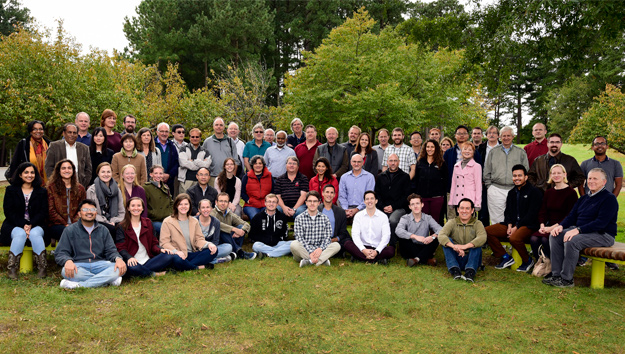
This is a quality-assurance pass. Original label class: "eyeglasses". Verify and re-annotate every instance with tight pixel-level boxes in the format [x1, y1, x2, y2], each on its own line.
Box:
[157, 130, 169, 133]
[455, 132, 468, 136]
[32, 128, 44, 132]
[175, 131, 185, 134]
[81, 208, 97, 212]
[65, 131, 78, 135]
[254, 131, 264, 134]
[593, 142, 607, 146]
[190, 136, 201, 138]
[306, 200, 320, 203]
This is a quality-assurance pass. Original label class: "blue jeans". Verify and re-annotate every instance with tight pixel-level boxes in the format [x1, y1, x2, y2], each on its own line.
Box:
[277, 205, 307, 219]
[220, 225, 245, 252]
[152, 221, 162, 235]
[10, 226, 45, 255]
[169, 249, 217, 271]
[243, 207, 264, 220]
[62, 261, 120, 288]
[253, 241, 293, 257]
[210, 243, 233, 264]
[442, 245, 482, 272]
[126, 253, 177, 277]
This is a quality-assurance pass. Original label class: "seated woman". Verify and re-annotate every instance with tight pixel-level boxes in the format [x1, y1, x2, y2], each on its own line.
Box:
[448, 143, 481, 217]
[47, 159, 86, 244]
[111, 134, 147, 185]
[1, 162, 49, 279]
[309, 157, 339, 204]
[119, 164, 147, 218]
[86, 162, 125, 238]
[241, 155, 273, 220]
[214, 158, 242, 216]
[530, 164, 578, 260]
[115, 197, 177, 277]
[89, 127, 114, 185]
[159, 194, 217, 270]
[7, 120, 50, 185]
[137, 127, 162, 178]
[351, 133, 379, 175]
[196, 199, 232, 263]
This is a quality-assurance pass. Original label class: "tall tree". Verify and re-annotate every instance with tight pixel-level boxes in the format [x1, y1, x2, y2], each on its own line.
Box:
[0, 0, 30, 36]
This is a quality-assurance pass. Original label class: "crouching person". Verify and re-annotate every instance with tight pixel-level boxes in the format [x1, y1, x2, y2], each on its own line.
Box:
[211, 192, 256, 260]
[438, 198, 487, 282]
[55, 199, 127, 289]
[395, 193, 442, 267]
[249, 194, 292, 259]
[291, 191, 340, 267]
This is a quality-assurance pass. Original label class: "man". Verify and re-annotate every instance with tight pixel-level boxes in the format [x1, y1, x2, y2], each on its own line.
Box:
[486, 164, 542, 272]
[345, 190, 394, 264]
[524, 122, 548, 167]
[476, 125, 500, 226]
[342, 125, 361, 156]
[313, 127, 349, 179]
[339, 154, 376, 219]
[243, 123, 271, 171]
[483, 126, 529, 224]
[54, 199, 127, 289]
[75, 112, 91, 146]
[187, 167, 218, 216]
[438, 198, 487, 282]
[409, 131, 423, 160]
[293, 124, 321, 179]
[211, 192, 256, 260]
[291, 191, 340, 267]
[375, 153, 410, 245]
[45, 123, 92, 189]
[275, 156, 309, 219]
[227, 122, 245, 166]
[249, 194, 292, 259]
[122, 115, 137, 136]
[155, 122, 179, 193]
[382, 127, 416, 179]
[396, 193, 442, 267]
[172, 124, 188, 151]
[471, 127, 484, 149]
[287, 118, 305, 148]
[528, 133, 584, 191]
[178, 128, 212, 194]
[144, 165, 174, 234]
[373, 128, 390, 173]
[319, 184, 350, 256]
[546, 168, 618, 287]
[203, 117, 240, 185]
[264, 130, 296, 177]
[264, 128, 276, 146]
[580, 136, 622, 197]
[428, 128, 441, 142]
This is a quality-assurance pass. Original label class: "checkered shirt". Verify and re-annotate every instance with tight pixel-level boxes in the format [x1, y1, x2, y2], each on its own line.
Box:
[382, 144, 416, 173]
[294, 211, 333, 253]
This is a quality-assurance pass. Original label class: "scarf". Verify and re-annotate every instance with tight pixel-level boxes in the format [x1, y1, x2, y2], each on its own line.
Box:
[461, 158, 471, 169]
[29, 137, 48, 184]
[122, 148, 138, 158]
[94, 177, 119, 221]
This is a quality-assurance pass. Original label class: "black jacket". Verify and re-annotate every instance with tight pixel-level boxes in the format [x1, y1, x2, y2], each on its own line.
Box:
[503, 183, 543, 230]
[0, 185, 49, 245]
[375, 169, 411, 213]
[248, 209, 289, 246]
[188, 184, 218, 216]
[6, 137, 51, 180]
[413, 159, 447, 198]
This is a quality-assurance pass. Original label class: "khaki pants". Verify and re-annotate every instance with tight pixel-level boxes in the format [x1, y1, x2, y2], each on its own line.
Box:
[290, 241, 340, 265]
[487, 185, 510, 224]
[178, 180, 198, 195]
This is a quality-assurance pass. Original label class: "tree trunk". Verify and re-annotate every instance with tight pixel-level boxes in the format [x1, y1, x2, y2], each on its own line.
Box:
[516, 92, 522, 144]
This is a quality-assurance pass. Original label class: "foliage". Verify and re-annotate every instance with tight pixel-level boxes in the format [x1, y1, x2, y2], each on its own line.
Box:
[0, 0, 30, 36]
[546, 76, 597, 141]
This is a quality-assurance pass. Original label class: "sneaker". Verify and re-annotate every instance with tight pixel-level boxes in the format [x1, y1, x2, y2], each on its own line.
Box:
[406, 258, 419, 267]
[542, 275, 560, 286]
[59, 279, 80, 289]
[216, 256, 232, 264]
[495, 254, 515, 269]
[449, 267, 464, 280]
[464, 269, 476, 283]
[299, 259, 311, 268]
[315, 259, 331, 267]
[258, 252, 269, 260]
[516, 258, 535, 272]
[110, 277, 122, 287]
[244, 252, 257, 260]
[552, 277, 574, 288]
[607, 262, 619, 270]
[229, 252, 238, 261]
[577, 256, 588, 267]
[378, 259, 389, 266]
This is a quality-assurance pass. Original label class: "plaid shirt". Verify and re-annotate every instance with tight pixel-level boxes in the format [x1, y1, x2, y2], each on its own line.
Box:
[294, 211, 332, 253]
[382, 144, 416, 173]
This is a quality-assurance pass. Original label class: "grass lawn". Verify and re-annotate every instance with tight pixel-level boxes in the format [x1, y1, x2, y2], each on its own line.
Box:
[1, 144, 624, 353]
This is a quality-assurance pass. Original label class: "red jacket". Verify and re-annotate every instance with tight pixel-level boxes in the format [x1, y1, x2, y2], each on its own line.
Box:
[244, 167, 273, 208]
[115, 217, 161, 262]
[309, 175, 339, 204]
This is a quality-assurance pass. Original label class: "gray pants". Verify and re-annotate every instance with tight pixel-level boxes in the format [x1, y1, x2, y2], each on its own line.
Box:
[550, 227, 614, 281]
[290, 241, 340, 265]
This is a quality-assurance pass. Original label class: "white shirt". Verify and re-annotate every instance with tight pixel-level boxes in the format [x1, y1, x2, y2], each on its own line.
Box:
[351, 208, 391, 253]
[65, 140, 78, 174]
[133, 225, 150, 264]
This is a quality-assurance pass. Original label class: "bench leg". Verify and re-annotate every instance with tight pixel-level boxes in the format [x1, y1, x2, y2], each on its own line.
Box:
[510, 248, 521, 271]
[20, 250, 34, 273]
[590, 259, 606, 289]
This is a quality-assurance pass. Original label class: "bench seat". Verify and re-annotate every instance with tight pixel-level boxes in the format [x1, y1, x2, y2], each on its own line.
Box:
[581, 242, 625, 289]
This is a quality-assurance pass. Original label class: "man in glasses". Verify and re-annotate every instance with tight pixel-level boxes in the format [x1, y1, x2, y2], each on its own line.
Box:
[528, 133, 584, 192]
[243, 123, 271, 172]
[178, 128, 212, 195]
[45, 123, 92, 189]
[580, 136, 622, 197]
[155, 122, 179, 194]
[55, 199, 127, 289]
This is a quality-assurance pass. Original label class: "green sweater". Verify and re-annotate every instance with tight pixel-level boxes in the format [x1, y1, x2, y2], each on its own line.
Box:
[144, 181, 173, 222]
[211, 206, 251, 234]
[437, 216, 487, 248]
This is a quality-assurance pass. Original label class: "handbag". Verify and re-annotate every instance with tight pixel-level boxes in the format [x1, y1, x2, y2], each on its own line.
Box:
[532, 245, 551, 277]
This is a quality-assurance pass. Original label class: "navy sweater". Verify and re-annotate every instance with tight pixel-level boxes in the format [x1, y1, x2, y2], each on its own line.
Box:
[560, 188, 618, 236]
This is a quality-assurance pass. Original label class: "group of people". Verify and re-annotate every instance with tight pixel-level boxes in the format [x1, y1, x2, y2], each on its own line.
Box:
[1, 112, 621, 288]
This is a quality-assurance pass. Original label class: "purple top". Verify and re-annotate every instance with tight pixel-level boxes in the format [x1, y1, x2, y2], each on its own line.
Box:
[125, 185, 148, 218]
[107, 132, 123, 153]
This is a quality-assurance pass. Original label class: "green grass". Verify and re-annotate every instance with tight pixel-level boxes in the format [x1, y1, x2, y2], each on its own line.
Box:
[1, 144, 625, 353]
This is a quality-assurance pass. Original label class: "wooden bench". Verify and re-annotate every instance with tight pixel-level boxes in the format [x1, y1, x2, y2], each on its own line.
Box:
[581, 242, 625, 289]
[0, 245, 56, 273]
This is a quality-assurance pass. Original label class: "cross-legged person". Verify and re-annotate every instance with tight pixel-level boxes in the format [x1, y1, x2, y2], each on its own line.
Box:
[396, 194, 442, 267]
[211, 192, 256, 260]
[345, 191, 394, 264]
[249, 194, 292, 259]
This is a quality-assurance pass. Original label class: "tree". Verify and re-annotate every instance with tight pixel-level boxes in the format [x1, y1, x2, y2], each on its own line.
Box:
[0, 0, 30, 36]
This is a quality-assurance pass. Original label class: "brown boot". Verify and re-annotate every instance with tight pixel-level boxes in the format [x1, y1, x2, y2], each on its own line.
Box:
[35, 250, 48, 278]
[7, 252, 21, 280]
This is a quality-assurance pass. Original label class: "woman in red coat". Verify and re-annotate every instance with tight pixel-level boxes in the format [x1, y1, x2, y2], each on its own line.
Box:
[310, 157, 339, 204]
[241, 155, 273, 220]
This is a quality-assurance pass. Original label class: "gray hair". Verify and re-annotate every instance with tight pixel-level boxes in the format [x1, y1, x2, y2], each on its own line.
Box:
[75, 112, 90, 121]
[486, 125, 499, 134]
[325, 127, 338, 135]
[228, 122, 239, 129]
[588, 168, 607, 181]
[500, 126, 514, 136]
[290, 118, 303, 131]
[157, 122, 170, 131]
[276, 130, 287, 138]
[251, 123, 265, 135]
[286, 156, 299, 166]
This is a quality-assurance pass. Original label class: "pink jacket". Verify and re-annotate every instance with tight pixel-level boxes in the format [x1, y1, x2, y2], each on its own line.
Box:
[449, 159, 482, 208]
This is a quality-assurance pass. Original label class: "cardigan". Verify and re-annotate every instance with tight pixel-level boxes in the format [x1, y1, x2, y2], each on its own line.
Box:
[86, 184, 126, 225]
[0, 185, 49, 245]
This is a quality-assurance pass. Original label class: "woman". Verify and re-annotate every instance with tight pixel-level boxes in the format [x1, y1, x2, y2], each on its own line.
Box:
[215, 157, 242, 216]
[1, 162, 49, 279]
[530, 164, 578, 260]
[448, 143, 481, 216]
[89, 127, 114, 185]
[7, 120, 50, 184]
[47, 159, 86, 244]
[86, 162, 125, 237]
[137, 127, 162, 178]
[352, 133, 379, 175]
[119, 164, 147, 218]
[111, 134, 147, 185]
[115, 197, 176, 277]
[440, 137, 454, 153]
[414, 139, 448, 225]
[101, 109, 122, 153]
[310, 157, 339, 204]
[159, 194, 218, 270]
[241, 155, 273, 220]
[196, 199, 232, 263]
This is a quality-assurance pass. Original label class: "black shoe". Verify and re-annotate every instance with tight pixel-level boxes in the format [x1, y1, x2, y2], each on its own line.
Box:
[258, 252, 269, 260]
[464, 269, 476, 283]
[229, 252, 238, 261]
[236, 249, 245, 260]
[350, 255, 356, 263]
[543, 275, 561, 286]
[552, 277, 574, 288]
[449, 267, 464, 280]
[607, 262, 619, 270]
[206, 263, 215, 270]
[379, 259, 389, 266]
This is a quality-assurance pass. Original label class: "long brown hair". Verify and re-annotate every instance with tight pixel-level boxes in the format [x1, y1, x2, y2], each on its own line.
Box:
[120, 197, 144, 230]
[355, 132, 373, 155]
[217, 157, 237, 192]
[418, 139, 444, 168]
[47, 159, 79, 192]
[137, 128, 155, 152]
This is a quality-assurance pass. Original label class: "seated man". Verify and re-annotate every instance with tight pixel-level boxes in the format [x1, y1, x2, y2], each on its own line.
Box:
[188, 167, 218, 216]
[338, 154, 375, 219]
[396, 193, 442, 267]
[275, 156, 309, 219]
[545, 168, 618, 288]
[375, 153, 410, 244]
[54, 199, 127, 289]
[318, 184, 351, 256]
[345, 190, 394, 264]
[211, 192, 256, 260]
[486, 164, 542, 272]
[249, 194, 292, 258]
[438, 198, 487, 282]
[144, 165, 174, 234]
[291, 191, 340, 267]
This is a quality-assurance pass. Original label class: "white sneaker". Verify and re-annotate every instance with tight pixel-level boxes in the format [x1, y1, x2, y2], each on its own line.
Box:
[60, 279, 80, 289]
[315, 259, 331, 267]
[299, 259, 311, 268]
[110, 277, 122, 287]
